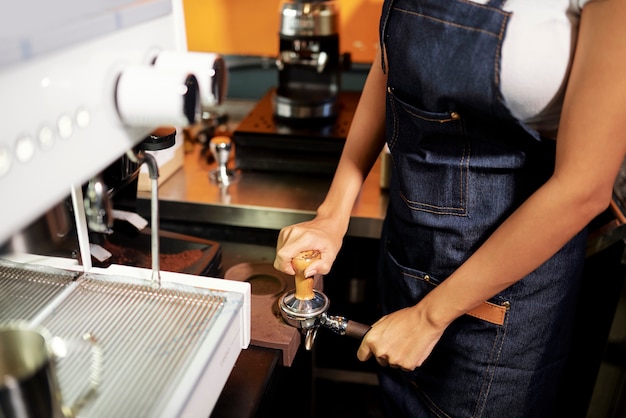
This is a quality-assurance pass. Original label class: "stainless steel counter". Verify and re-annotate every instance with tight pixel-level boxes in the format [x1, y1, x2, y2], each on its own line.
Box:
[137, 99, 388, 239]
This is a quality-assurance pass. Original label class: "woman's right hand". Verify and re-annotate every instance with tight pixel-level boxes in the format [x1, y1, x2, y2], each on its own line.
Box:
[274, 216, 345, 277]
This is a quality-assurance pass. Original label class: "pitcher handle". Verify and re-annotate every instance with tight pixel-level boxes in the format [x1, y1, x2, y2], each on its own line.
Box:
[61, 333, 102, 418]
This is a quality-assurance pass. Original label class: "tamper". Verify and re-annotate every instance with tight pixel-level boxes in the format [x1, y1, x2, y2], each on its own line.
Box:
[279, 250, 371, 350]
[209, 135, 238, 185]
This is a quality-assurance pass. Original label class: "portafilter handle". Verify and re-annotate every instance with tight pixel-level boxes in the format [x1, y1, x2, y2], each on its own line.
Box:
[321, 314, 371, 339]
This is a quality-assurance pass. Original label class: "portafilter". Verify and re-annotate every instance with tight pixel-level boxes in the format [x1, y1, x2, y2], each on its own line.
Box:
[278, 250, 371, 350]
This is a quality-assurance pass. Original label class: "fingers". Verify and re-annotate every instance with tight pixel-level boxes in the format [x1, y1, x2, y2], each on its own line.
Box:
[275, 252, 329, 277]
[358, 341, 405, 369]
[357, 340, 373, 362]
[273, 248, 296, 275]
[358, 350, 414, 372]
[273, 224, 338, 276]
[357, 322, 418, 372]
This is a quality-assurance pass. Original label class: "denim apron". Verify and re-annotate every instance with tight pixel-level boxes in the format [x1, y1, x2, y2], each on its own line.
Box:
[377, 0, 588, 416]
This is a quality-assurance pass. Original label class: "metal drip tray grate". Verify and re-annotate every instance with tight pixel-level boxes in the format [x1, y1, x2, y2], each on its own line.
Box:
[0, 258, 247, 417]
[0, 260, 79, 321]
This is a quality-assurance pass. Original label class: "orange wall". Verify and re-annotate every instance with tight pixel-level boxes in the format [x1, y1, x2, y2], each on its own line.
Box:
[182, 0, 383, 63]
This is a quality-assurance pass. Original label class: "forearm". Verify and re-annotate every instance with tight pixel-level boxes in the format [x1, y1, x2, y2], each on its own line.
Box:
[316, 54, 388, 228]
[421, 179, 601, 327]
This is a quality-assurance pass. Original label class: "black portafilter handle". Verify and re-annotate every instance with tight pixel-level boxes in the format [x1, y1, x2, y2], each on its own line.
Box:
[348, 321, 371, 339]
[321, 313, 371, 339]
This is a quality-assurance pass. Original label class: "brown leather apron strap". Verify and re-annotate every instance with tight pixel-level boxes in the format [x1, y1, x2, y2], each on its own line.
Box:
[466, 301, 507, 326]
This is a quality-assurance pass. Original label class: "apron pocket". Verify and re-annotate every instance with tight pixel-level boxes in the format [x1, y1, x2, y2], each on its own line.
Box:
[384, 247, 508, 326]
[382, 247, 509, 416]
[387, 90, 469, 216]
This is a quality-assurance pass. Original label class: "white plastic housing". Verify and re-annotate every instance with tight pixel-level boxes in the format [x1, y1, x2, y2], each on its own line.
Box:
[154, 50, 228, 108]
[115, 66, 201, 127]
[0, 0, 186, 245]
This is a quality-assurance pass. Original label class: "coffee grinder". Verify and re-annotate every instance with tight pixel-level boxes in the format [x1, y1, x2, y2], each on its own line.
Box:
[274, 0, 343, 123]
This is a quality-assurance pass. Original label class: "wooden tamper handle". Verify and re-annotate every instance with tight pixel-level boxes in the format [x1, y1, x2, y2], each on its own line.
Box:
[292, 250, 320, 300]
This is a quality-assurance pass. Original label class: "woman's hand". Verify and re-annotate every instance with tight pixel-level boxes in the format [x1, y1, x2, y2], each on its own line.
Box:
[357, 304, 447, 371]
[274, 216, 345, 277]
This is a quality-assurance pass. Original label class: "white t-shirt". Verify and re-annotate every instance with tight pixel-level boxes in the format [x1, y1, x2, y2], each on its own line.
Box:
[472, 0, 594, 137]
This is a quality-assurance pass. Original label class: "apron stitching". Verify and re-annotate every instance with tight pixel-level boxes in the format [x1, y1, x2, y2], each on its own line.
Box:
[380, 0, 395, 74]
[461, 141, 470, 211]
[474, 314, 508, 417]
[398, 103, 461, 123]
[400, 269, 437, 284]
[388, 91, 399, 149]
[400, 191, 468, 215]
[419, 388, 453, 417]
[493, 12, 510, 89]
[393, 7, 505, 38]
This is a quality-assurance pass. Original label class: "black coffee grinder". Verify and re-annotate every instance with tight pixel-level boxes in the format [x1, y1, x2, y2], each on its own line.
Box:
[233, 0, 355, 174]
[274, 0, 343, 123]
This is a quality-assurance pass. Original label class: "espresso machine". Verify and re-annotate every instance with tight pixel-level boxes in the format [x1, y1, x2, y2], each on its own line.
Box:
[0, 1, 249, 416]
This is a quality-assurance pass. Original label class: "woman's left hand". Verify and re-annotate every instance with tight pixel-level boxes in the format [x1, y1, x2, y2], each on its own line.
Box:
[356, 304, 447, 371]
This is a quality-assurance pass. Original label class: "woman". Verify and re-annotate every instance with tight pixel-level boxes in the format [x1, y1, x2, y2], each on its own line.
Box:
[274, 0, 626, 416]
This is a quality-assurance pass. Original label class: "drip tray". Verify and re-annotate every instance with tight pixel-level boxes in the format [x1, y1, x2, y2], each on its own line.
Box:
[0, 258, 247, 417]
[92, 225, 222, 277]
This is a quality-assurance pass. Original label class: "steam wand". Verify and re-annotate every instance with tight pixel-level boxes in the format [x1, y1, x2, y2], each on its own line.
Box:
[126, 149, 161, 287]
[278, 250, 371, 350]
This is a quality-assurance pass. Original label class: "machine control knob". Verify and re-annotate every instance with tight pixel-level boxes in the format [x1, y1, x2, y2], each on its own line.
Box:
[115, 66, 201, 127]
